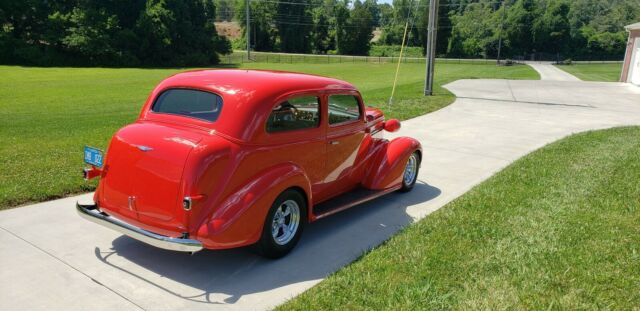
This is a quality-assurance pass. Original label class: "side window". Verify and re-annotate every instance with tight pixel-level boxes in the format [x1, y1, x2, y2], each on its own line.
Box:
[328, 95, 361, 125]
[266, 96, 320, 133]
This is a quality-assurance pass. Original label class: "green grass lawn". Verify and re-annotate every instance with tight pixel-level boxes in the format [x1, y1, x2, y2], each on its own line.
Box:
[0, 62, 537, 209]
[280, 126, 640, 310]
[556, 63, 622, 82]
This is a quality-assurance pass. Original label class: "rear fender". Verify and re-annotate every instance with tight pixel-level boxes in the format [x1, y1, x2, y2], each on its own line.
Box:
[195, 163, 311, 249]
[362, 137, 421, 190]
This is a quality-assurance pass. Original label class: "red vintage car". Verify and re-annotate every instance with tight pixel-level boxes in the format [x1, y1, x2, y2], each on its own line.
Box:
[77, 69, 421, 258]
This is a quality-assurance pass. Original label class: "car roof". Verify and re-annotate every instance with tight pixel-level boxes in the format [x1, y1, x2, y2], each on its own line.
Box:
[160, 69, 356, 96]
[143, 69, 359, 142]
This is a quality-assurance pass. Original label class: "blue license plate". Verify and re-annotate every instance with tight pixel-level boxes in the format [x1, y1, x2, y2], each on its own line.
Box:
[84, 146, 104, 167]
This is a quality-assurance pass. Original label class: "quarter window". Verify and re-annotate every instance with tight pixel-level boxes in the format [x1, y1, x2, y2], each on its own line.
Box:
[151, 89, 222, 122]
[328, 95, 361, 125]
[266, 96, 320, 133]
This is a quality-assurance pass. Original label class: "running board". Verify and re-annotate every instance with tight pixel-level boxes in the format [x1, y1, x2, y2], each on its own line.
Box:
[312, 186, 401, 220]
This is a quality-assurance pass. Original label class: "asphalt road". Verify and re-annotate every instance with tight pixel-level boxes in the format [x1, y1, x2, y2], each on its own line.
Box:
[2, 64, 639, 310]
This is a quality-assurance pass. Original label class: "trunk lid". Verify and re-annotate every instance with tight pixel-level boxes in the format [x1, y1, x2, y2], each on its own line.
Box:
[100, 122, 203, 233]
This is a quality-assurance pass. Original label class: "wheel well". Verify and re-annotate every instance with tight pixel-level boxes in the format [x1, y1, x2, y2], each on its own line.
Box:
[414, 149, 422, 163]
[286, 186, 309, 211]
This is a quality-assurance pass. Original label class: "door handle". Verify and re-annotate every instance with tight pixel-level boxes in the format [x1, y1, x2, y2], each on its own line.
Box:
[329, 140, 340, 145]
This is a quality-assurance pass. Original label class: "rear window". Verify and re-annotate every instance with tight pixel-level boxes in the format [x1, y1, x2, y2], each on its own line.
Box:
[151, 89, 222, 122]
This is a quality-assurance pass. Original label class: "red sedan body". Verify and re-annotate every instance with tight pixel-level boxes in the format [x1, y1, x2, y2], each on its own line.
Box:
[78, 69, 421, 256]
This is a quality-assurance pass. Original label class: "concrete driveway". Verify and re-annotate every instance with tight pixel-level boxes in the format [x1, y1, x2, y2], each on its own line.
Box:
[526, 62, 582, 81]
[1, 64, 639, 310]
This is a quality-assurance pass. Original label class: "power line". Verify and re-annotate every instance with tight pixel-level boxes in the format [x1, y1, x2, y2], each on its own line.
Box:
[216, 16, 607, 31]
[250, 0, 506, 8]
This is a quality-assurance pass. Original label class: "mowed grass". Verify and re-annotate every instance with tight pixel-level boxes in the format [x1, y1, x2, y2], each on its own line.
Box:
[0, 62, 537, 209]
[556, 63, 622, 82]
[279, 126, 640, 310]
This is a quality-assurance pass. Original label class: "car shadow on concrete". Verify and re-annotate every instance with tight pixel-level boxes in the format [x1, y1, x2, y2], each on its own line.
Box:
[95, 182, 441, 305]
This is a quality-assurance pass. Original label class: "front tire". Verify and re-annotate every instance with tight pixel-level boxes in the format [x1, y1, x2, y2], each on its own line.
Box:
[255, 189, 307, 259]
[399, 151, 420, 192]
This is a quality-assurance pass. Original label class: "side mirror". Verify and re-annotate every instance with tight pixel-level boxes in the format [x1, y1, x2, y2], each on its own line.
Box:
[384, 119, 401, 132]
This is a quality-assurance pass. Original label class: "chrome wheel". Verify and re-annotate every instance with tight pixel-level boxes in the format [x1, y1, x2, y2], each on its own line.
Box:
[403, 153, 418, 186]
[271, 199, 300, 245]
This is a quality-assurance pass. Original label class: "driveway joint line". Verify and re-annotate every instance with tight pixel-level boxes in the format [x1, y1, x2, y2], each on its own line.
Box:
[0, 225, 146, 311]
[506, 79, 517, 102]
[457, 96, 595, 108]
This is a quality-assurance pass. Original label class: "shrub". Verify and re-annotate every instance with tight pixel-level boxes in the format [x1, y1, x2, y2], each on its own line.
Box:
[369, 45, 424, 58]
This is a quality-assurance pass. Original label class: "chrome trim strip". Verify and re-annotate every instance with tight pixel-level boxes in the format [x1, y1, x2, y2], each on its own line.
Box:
[76, 202, 203, 253]
[313, 185, 402, 220]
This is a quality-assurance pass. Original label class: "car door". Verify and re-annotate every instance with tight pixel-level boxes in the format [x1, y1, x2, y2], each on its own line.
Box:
[322, 92, 366, 198]
[258, 93, 327, 193]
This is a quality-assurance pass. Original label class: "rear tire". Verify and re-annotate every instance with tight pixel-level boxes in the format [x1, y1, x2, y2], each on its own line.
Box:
[255, 189, 307, 259]
[399, 151, 420, 192]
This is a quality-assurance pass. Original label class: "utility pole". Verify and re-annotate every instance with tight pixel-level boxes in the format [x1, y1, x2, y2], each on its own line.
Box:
[496, 0, 506, 65]
[424, 0, 439, 96]
[246, 0, 251, 60]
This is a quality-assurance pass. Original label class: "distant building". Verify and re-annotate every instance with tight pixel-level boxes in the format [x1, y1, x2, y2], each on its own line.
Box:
[621, 22, 640, 85]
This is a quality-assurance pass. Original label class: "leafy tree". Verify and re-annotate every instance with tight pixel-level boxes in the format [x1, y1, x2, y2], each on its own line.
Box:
[447, 2, 497, 57]
[2, 0, 640, 63]
[503, 0, 535, 56]
[581, 26, 628, 57]
[379, 0, 416, 46]
[349, 0, 376, 54]
[365, 0, 381, 27]
[568, 0, 640, 58]
[48, 2, 132, 65]
[135, 0, 174, 65]
[1, 0, 229, 66]
[0, 0, 59, 64]
[332, 0, 351, 54]
[377, 2, 394, 27]
[276, 0, 312, 53]
[310, 0, 336, 53]
[236, 0, 277, 51]
[334, 0, 375, 55]
[216, 0, 236, 21]
[533, 0, 571, 55]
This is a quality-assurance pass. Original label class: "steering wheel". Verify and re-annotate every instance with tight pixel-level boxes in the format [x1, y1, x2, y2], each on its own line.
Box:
[276, 102, 298, 121]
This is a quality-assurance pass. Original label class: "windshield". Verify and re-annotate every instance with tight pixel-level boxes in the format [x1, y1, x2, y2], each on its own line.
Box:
[151, 88, 223, 122]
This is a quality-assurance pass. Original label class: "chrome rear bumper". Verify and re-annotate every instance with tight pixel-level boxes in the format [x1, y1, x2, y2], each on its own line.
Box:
[76, 202, 203, 253]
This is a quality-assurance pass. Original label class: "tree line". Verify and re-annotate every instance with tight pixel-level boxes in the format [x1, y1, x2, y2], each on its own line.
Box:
[227, 0, 377, 55]
[1, 0, 638, 67]
[227, 0, 639, 60]
[0, 0, 231, 66]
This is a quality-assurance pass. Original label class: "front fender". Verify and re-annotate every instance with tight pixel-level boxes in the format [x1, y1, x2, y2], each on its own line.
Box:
[195, 162, 311, 249]
[362, 137, 421, 190]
